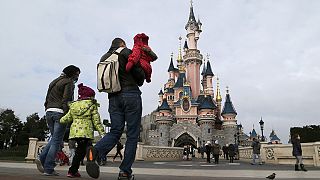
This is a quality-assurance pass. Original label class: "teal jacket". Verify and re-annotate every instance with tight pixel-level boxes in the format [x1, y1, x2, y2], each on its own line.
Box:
[60, 99, 105, 140]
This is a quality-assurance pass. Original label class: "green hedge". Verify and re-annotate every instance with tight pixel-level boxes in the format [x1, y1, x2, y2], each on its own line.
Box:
[0, 145, 28, 161]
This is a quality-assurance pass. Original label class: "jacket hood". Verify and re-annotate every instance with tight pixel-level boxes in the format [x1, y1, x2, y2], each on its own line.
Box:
[133, 33, 144, 45]
[140, 33, 149, 45]
[69, 99, 95, 116]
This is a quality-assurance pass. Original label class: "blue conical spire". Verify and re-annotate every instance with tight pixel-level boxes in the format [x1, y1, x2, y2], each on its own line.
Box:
[158, 89, 164, 95]
[168, 55, 176, 72]
[221, 88, 237, 115]
[205, 60, 214, 76]
[158, 99, 172, 111]
[185, 1, 198, 30]
[199, 96, 216, 110]
[174, 72, 186, 88]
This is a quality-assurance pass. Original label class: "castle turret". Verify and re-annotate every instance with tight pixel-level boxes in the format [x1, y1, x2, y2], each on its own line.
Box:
[204, 55, 214, 96]
[198, 96, 216, 143]
[185, 1, 201, 50]
[158, 89, 164, 105]
[184, 2, 203, 98]
[168, 54, 176, 80]
[201, 58, 207, 92]
[156, 99, 173, 146]
[221, 87, 238, 145]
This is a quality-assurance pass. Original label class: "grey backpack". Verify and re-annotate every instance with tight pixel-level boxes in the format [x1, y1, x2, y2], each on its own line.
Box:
[97, 47, 124, 93]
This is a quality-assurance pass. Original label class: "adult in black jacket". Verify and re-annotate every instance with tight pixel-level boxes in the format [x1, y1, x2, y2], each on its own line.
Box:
[205, 141, 212, 163]
[36, 65, 80, 176]
[292, 134, 307, 171]
[86, 38, 156, 180]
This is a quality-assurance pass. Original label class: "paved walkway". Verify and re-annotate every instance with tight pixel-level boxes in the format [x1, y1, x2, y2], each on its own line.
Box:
[0, 159, 319, 179]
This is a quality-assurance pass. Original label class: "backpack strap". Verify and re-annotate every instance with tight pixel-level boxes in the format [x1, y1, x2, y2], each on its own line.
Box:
[113, 47, 125, 55]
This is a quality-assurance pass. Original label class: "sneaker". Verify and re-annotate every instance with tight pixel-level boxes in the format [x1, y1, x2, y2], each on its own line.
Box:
[118, 172, 135, 180]
[86, 146, 100, 179]
[35, 159, 44, 173]
[67, 171, 81, 178]
[44, 171, 59, 176]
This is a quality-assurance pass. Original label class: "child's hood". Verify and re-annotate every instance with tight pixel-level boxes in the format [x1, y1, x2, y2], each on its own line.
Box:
[68, 99, 96, 116]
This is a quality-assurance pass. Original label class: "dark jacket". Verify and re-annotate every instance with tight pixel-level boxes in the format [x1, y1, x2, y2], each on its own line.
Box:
[212, 144, 221, 155]
[228, 144, 236, 157]
[44, 75, 75, 113]
[251, 140, 261, 154]
[292, 138, 302, 156]
[205, 144, 211, 154]
[100, 47, 145, 93]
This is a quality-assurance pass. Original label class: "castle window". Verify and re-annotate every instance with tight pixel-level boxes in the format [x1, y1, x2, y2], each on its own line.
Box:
[160, 133, 162, 137]
[208, 129, 211, 133]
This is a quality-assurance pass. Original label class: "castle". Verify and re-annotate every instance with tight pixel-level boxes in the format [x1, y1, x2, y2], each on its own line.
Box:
[140, 2, 242, 148]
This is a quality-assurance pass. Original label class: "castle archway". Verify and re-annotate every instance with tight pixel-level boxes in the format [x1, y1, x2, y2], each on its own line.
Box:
[173, 132, 197, 148]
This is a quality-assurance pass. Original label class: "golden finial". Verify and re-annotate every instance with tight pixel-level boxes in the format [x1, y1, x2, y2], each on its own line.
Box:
[177, 36, 183, 63]
[226, 86, 229, 94]
[207, 53, 210, 61]
[216, 76, 222, 102]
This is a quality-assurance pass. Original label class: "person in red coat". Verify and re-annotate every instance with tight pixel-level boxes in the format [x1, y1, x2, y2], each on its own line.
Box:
[126, 33, 157, 83]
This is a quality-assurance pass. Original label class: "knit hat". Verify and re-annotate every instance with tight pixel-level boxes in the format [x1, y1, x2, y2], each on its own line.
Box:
[78, 83, 95, 100]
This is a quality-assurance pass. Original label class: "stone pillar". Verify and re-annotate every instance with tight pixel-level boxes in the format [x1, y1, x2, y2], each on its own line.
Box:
[25, 137, 38, 162]
[260, 142, 268, 163]
[314, 142, 320, 166]
[135, 142, 144, 161]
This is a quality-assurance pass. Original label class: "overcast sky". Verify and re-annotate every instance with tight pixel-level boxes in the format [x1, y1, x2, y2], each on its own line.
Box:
[1, 0, 319, 144]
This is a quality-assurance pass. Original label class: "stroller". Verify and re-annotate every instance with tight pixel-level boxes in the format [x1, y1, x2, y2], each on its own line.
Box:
[56, 150, 70, 166]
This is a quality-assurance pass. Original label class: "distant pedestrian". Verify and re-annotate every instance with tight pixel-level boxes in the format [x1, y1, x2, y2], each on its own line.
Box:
[36, 65, 80, 176]
[291, 134, 307, 171]
[228, 144, 236, 163]
[113, 141, 124, 162]
[205, 141, 212, 163]
[199, 145, 205, 159]
[212, 140, 221, 164]
[183, 146, 188, 160]
[251, 138, 262, 165]
[222, 144, 229, 160]
[60, 83, 106, 178]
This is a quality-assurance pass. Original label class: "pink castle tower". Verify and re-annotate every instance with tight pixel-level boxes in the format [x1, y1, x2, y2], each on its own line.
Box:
[184, 2, 203, 99]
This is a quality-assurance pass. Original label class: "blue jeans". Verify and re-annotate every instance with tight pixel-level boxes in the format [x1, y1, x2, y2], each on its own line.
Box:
[95, 90, 142, 175]
[39, 111, 66, 174]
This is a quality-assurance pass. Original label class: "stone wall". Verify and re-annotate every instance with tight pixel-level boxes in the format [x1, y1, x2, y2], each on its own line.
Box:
[238, 142, 320, 167]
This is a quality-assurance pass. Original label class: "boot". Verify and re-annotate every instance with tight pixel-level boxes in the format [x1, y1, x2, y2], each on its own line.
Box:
[295, 164, 300, 171]
[300, 164, 307, 172]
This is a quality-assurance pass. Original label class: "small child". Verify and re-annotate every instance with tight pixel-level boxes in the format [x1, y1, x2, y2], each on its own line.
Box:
[126, 33, 158, 83]
[60, 83, 105, 178]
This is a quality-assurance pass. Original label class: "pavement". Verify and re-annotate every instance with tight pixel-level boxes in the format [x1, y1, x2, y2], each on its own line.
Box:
[0, 158, 320, 180]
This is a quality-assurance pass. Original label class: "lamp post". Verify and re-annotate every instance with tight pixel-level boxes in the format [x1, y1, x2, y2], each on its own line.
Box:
[259, 117, 265, 142]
